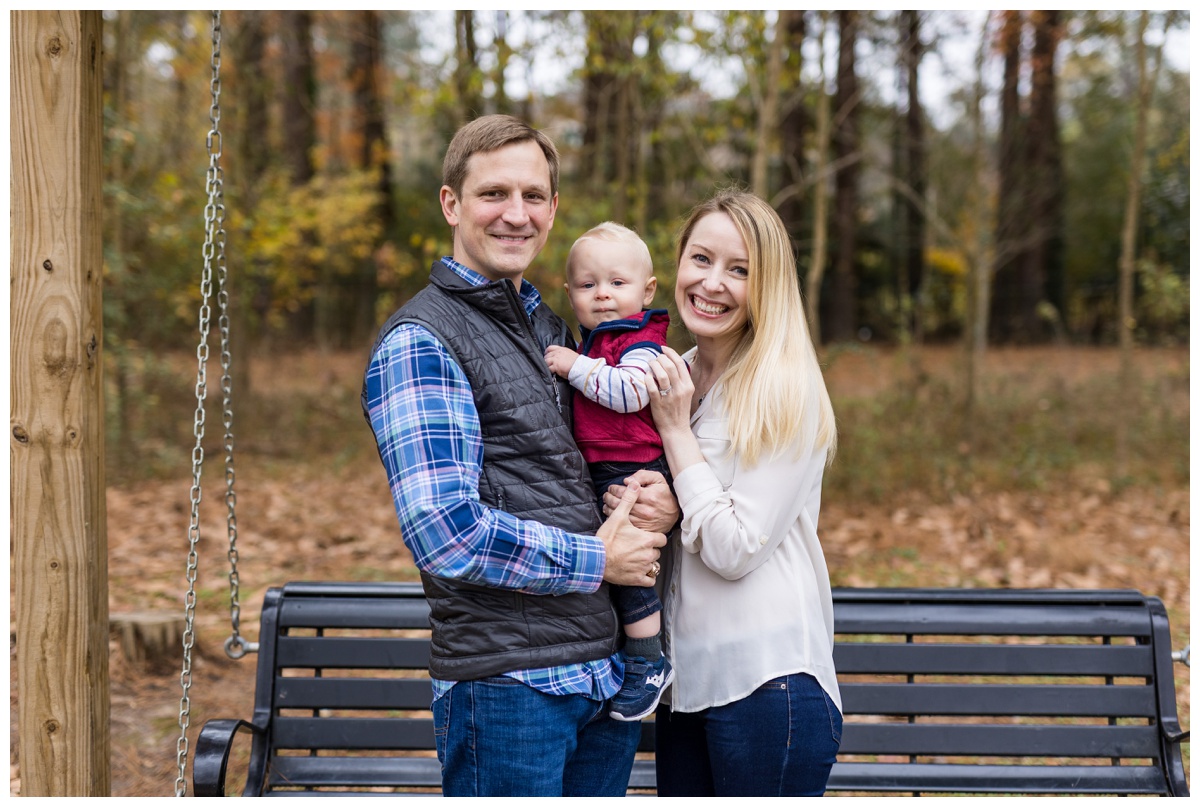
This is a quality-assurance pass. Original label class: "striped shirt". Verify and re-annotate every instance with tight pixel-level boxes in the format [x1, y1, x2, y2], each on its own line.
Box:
[363, 257, 623, 701]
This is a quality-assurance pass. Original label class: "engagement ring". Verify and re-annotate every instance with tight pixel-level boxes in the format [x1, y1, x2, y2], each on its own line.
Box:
[659, 387, 671, 396]
[647, 561, 661, 578]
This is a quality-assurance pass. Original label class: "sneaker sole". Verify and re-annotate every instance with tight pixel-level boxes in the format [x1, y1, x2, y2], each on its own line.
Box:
[608, 667, 676, 722]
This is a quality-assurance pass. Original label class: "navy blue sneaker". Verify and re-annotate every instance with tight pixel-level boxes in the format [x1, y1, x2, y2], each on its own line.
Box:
[609, 654, 674, 722]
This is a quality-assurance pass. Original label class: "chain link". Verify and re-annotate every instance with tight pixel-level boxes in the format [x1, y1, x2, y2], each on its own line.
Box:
[215, 97, 252, 662]
[176, 11, 222, 798]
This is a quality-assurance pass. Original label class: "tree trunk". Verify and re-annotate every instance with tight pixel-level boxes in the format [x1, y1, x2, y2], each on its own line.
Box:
[990, 10, 1025, 343]
[494, 12, 513, 116]
[964, 13, 994, 417]
[828, 10, 860, 342]
[901, 10, 926, 343]
[1026, 10, 1065, 339]
[229, 10, 268, 397]
[582, 12, 639, 217]
[777, 10, 807, 247]
[281, 11, 317, 186]
[1116, 11, 1169, 479]
[806, 12, 833, 343]
[454, 11, 482, 125]
[752, 10, 789, 198]
[351, 10, 391, 344]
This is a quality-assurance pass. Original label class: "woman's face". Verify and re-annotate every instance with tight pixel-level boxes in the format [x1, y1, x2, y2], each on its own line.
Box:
[674, 211, 751, 345]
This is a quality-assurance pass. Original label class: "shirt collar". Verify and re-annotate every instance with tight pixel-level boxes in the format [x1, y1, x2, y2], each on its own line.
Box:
[441, 257, 543, 318]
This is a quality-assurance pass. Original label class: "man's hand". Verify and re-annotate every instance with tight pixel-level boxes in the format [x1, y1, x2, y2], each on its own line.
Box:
[597, 482, 667, 587]
[544, 345, 580, 378]
[603, 469, 680, 533]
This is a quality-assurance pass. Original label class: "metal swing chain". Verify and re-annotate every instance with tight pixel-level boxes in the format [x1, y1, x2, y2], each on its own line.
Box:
[176, 10, 229, 797]
[215, 36, 252, 666]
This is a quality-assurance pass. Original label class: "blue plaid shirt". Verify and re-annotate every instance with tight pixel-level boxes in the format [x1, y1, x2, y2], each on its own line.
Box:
[363, 257, 623, 702]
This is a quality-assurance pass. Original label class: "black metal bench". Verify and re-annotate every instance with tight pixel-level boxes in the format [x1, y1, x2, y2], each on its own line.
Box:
[194, 582, 1189, 796]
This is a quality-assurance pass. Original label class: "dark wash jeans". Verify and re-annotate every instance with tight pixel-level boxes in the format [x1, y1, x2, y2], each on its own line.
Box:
[654, 672, 843, 796]
[433, 676, 641, 796]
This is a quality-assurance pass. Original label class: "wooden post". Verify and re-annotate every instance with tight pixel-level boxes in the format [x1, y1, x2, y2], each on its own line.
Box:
[11, 10, 111, 796]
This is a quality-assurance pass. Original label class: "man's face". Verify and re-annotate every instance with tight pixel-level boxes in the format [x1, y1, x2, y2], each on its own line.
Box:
[439, 140, 558, 285]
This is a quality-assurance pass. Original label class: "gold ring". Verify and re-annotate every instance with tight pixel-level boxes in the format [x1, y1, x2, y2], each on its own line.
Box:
[647, 561, 661, 579]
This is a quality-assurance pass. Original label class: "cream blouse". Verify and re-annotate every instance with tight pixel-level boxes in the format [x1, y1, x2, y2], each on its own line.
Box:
[660, 364, 841, 714]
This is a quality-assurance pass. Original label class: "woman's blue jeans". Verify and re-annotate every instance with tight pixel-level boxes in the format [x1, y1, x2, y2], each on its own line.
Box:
[654, 672, 843, 796]
[432, 676, 641, 796]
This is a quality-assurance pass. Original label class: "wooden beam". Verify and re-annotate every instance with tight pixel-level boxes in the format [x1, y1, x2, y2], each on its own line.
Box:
[10, 10, 111, 796]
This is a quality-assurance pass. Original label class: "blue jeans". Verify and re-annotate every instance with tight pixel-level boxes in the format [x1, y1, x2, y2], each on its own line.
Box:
[432, 676, 641, 796]
[654, 673, 843, 796]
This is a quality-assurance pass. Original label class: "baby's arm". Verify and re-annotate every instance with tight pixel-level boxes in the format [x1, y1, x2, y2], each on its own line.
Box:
[544, 344, 580, 378]
[568, 345, 662, 413]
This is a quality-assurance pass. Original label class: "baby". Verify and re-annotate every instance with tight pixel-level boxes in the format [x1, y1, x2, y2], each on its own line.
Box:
[545, 222, 675, 722]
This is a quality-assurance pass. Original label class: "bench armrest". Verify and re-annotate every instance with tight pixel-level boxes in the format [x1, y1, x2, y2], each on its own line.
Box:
[193, 718, 265, 797]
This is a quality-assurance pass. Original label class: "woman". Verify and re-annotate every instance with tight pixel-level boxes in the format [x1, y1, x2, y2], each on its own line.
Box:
[642, 189, 841, 796]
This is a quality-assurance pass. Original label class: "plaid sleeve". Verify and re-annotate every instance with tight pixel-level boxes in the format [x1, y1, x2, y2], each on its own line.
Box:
[364, 323, 606, 596]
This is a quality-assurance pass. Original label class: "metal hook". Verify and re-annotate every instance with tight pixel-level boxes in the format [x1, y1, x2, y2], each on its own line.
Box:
[224, 635, 259, 660]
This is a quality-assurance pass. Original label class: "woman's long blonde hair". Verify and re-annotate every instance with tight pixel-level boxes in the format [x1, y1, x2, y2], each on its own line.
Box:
[675, 189, 837, 466]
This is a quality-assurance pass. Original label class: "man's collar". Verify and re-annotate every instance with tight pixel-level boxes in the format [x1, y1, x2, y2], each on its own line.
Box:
[440, 257, 543, 316]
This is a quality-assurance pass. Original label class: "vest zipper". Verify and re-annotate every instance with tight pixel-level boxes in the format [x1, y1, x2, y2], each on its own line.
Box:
[504, 280, 566, 417]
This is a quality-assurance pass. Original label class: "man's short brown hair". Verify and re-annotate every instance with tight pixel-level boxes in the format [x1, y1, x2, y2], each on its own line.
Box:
[442, 114, 560, 198]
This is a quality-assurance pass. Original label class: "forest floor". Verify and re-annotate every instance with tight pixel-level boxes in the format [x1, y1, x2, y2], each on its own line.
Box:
[8, 345, 1191, 796]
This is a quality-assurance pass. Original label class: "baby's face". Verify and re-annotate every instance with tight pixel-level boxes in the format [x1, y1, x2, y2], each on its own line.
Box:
[566, 240, 657, 331]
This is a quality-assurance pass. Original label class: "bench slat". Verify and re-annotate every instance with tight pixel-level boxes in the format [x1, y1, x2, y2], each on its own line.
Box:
[838, 722, 1161, 758]
[834, 601, 1152, 637]
[834, 642, 1153, 676]
[276, 636, 430, 670]
[268, 756, 441, 790]
[264, 756, 1170, 796]
[841, 682, 1156, 717]
[826, 761, 1169, 794]
[194, 584, 1185, 798]
[273, 717, 434, 750]
[279, 597, 430, 631]
[275, 677, 432, 711]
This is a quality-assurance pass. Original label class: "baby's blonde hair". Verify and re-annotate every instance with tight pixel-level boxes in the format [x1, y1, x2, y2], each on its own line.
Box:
[566, 221, 653, 280]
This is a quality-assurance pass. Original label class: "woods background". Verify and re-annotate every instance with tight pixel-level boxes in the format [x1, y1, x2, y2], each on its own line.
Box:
[8, 10, 1191, 796]
[102, 10, 1188, 354]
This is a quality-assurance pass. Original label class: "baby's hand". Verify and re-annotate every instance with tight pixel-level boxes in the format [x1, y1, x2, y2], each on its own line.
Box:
[544, 345, 580, 378]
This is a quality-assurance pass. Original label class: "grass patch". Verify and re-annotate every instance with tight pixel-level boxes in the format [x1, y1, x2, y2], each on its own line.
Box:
[823, 346, 1188, 503]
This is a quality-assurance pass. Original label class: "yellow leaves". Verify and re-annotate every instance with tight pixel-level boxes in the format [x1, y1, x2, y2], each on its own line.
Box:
[926, 246, 967, 276]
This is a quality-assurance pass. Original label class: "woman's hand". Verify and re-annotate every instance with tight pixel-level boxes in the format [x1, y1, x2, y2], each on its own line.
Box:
[603, 469, 680, 533]
[645, 346, 694, 435]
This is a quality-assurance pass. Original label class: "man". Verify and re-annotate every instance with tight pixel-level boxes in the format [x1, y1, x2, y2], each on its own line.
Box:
[362, 115, 672, 796]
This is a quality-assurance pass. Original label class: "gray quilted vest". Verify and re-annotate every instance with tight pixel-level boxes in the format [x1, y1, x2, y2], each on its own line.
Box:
[363, 261, 618, 680]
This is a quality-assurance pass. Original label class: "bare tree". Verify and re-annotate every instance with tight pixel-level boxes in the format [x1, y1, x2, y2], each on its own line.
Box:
[454, 11, 482, 125]
[349, 10, 393, 343]
[493, 12, 513, 116]
[828, 10, 860, 342]
[805, 12, 833, 342]
[963, 13, 996, 415]
[777, 10, 807, 247]
[896, 10, 925, 343]
[752, 10, 790, 197]
[1116, 11, 1173, 478]
[281, 11, 317, 186]
[990, 10, 1027, 343]
[1026, 10, 1065, 337]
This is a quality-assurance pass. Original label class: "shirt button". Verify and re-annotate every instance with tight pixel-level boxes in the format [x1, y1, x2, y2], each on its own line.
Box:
[759, 535, 769, 546]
